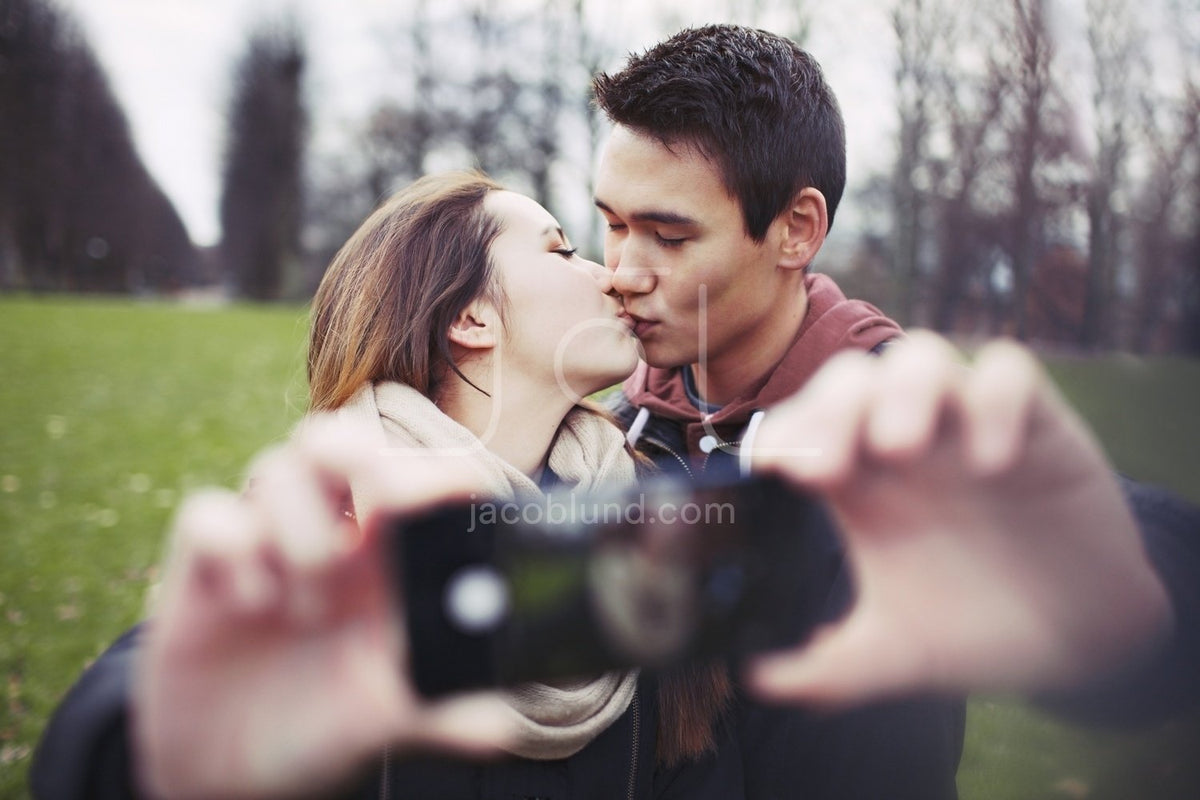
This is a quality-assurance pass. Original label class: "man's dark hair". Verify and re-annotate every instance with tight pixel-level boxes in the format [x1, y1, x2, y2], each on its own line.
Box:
[593, 24, 846, 240]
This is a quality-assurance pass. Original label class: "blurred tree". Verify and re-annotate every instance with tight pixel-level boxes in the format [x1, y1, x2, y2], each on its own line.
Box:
[1125, 0, 1200, 354]
[362, 0, 437, 201]
[889, 0, 941, 325]
[1081, 0, 1142, 349]
[881, 0, 1091, 343]
[1001, 0, 1067, 340]
[352, 1, 579, 235]
[925, 9, 1007, 336]
[918, 0, 1083, 340]
[1127, 80, 1198, 353]
[1176, 3, 1200, 355]
[1180, 105, 1200, 356]
[1027, 243, 1087, 342]
[522, 0, 566, 210]
[569, 0, 616, 257]
[301, 156, 375, 292]
[219, 17, 307, 301]
[0, 0, 194, 293]
[883, 0, 1007, 334]
[461, 0, 526, 178]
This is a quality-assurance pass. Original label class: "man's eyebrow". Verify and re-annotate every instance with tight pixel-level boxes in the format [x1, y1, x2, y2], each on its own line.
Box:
[594, 198, 698, 227]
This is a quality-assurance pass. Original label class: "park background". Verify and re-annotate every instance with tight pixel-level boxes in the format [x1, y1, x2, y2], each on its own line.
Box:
[2, 0, 1199, 797]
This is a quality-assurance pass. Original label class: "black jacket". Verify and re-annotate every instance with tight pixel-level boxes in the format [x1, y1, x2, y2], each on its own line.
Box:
[31, 419, 965, 800]
[31, 413, 1199, 800]
[31, 624, 964, 800]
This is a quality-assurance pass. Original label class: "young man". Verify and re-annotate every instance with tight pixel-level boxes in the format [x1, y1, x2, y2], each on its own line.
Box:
[591, 22, 1197, 799]
[591, 24, 963, 799]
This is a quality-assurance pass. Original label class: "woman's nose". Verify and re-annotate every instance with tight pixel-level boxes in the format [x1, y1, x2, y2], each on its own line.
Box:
[584, 257, 616, 294]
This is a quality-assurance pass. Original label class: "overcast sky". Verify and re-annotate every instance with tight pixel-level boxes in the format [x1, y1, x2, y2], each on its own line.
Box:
[56, 0, 906, 247]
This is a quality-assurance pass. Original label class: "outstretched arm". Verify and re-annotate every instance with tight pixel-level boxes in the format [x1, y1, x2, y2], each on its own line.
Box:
[35, 418, 515, 800]
[746, 331, 1186, 710]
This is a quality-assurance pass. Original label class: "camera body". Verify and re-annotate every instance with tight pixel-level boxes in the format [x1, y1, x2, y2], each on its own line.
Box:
[389, 473, 826, 697]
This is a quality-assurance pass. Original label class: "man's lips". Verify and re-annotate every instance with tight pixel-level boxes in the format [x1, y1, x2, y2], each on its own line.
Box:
[618, 310, 656, 338]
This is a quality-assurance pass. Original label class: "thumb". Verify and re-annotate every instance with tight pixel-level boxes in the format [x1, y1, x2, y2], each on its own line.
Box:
[402, 694, 518, 756]
[747, 613, 926, 709]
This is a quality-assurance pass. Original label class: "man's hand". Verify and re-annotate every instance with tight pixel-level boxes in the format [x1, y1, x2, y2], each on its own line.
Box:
[133, 418, 514, 799]
[747, 331, 1173, 707]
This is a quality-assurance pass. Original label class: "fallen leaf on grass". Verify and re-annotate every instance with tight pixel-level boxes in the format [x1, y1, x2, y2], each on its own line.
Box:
[1, 744, 31, 765]
[45, 416, 67, 439]
[1053, 777, 1091, 798]
[7, 672, 25, 718]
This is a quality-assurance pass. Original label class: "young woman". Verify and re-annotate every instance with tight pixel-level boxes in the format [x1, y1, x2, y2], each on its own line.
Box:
[33, 172, 733, 800]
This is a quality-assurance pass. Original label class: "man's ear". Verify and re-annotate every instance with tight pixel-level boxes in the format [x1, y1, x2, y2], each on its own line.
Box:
[447, 299, 499, 351]
[777, 187, 828, 271]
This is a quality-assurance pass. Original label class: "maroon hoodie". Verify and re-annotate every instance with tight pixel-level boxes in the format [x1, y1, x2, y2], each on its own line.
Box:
[621, 273, 903, 459]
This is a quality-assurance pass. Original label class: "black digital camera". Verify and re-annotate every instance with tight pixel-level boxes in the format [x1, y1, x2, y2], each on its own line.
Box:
[389, 473, 826, 697]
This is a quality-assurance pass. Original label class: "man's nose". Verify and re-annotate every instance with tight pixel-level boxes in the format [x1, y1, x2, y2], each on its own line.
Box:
[607, 239, 657, 296]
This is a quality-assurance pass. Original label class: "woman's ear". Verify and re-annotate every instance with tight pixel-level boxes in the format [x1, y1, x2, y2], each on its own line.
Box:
[777, 187, 828, 271]
[447, 299, 499, 351]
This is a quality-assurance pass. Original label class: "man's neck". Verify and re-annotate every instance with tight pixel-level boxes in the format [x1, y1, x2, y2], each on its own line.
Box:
[436, 370, 573, 478]
[690, 293, 808, 407]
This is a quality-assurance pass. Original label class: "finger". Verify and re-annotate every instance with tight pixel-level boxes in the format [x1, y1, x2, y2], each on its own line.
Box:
[753, 350, 875, 489]
[295, 415, 485, 524]
[159, 488, 277, 619]
[865, 330, 965, 462]
[961, 340, 1043, 475]
[250, 442, 358, 624]
[249, 445, 342, 571]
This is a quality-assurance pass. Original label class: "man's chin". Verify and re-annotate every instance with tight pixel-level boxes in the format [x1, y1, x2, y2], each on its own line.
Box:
[639, 350, 697, 371]
[632, 330, 701, 370]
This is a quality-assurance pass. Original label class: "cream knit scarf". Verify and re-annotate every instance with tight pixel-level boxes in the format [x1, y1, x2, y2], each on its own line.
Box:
[335, 381, 639, 761]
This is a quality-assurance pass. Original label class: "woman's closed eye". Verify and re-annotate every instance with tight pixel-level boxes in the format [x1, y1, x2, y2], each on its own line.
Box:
[553, 247, 578, 260]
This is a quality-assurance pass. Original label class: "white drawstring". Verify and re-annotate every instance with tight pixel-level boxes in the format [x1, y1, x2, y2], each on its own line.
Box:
[625, 406, 651, 448]
[738, 410, 767, 477]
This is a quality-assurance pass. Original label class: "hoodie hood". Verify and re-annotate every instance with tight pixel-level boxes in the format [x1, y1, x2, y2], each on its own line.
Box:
[621, 272, 902, 458]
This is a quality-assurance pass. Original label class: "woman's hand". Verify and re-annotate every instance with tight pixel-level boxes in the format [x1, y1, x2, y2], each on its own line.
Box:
[747, 332, 1173, 707]
[133, 418, 513, 799]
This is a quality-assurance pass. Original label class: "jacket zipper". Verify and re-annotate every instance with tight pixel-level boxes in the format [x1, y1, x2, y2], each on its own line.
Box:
[646, 430, 752, 477]
[700, 437, 746, 472]
[637, 414, 760, 479]
[626, 687, 641, 800]
[379, 744, 391, 800]
[640, 435, 695, 480]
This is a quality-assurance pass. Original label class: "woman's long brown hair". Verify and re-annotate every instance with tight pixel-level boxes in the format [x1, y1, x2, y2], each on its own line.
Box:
[656, 662, 734, 766]
[308, 171, 505, 411]
[307, 170, 731, 767]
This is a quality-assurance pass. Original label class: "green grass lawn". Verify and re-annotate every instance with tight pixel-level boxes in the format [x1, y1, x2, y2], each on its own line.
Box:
[0, 296, 310, 797]
[1, 295, 1198, 798]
